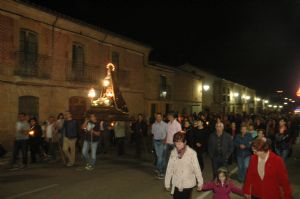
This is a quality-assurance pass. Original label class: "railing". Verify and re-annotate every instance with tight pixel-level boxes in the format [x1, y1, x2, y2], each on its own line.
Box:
[13, 52, 52, 79]
[66, 62, 100, 83]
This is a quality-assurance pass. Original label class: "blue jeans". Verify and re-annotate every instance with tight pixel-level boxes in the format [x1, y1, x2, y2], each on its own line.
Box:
[275, 148, 289, 163]
[236, 156, 250, 182]
[82, 140, 99, 166]
[12, 139, 28, 165]
[153, 140, 166, 174]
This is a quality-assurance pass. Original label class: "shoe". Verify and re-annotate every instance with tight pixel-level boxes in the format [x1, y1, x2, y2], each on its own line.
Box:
[153, 169, 159, 174]
[66, 162, 74, 167]
[19, 164, 27, 169]
[156, 174, 164, 180]
[84, 163, 91, 170]
[85, 165, 94, 171]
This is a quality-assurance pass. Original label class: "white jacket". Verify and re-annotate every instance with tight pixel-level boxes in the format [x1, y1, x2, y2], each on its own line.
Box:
[165, 146, 203, 194]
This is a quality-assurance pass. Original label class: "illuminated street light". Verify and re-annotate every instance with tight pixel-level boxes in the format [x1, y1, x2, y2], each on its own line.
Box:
[273, 105, 278, 108]
[284, 102, 288, 105]
[255, 97, 261, 101]
[284, 97, 288, 100]
[276, 90, 283, 93]
[279, 105, 283, 108]
[268, 104, 272, 108]
[264, 100, 269, 104]
[292, 100, 295, 103]
[203, 85, 210, 91]
[245, 96, 250, 100]
[234, 92, 239, 97]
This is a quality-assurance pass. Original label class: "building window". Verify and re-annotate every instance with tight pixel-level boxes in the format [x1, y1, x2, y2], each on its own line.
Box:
[18, 96, 39, 119]
[18, 29, 38, 74]
[72, 43, 84, 72]
[160, 75, 167, 98]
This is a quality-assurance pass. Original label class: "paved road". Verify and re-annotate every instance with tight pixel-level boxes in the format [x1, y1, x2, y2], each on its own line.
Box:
[0, 143, 299, 199]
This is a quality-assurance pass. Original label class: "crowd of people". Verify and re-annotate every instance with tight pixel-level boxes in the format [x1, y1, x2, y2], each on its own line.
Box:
[8, 110, 300, 198]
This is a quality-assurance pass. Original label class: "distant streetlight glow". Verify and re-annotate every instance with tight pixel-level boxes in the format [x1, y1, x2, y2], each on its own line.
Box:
[255, 97, 261, 101]
[284, 97, 288, 100]
[203, 85, 210, 91]
[233, 92, 239, 97]
[279, 105, 283, 108]
[264, 100, 269, 104]
[268, 104, 272, 107]
[276, 90, 283, 93]
[284, 102, 288, 105]
[245, 96, 250, 100]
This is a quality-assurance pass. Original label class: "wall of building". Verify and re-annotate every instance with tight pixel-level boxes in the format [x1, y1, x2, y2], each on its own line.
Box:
[0, 0, 150, 148]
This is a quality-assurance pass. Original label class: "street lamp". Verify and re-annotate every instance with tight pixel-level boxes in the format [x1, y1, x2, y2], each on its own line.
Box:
[264, 100, 269, 104]
[234, 92, 239, 97]
[255, 97, 261, 101]
[203, 84, 210, 91]
[284, 102, 288, 105]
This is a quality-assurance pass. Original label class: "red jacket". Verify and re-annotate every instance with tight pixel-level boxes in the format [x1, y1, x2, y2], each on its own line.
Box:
[243, 151, 292, 199]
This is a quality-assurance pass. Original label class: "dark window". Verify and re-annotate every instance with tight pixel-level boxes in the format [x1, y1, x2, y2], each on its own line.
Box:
[72, 43, 84, 71]
[18, 96, 39, 119]
[19, 29, 38, 71]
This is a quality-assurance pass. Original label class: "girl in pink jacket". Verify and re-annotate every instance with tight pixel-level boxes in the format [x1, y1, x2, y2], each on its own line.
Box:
[201, 167, 244, 199]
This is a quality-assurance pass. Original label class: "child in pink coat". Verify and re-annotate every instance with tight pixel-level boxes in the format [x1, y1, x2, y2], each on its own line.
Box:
[201, 167, 244, 199]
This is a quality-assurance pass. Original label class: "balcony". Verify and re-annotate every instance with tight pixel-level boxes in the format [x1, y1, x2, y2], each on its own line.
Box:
[14, 52, 52, 79]
[66, 62, 100, 83]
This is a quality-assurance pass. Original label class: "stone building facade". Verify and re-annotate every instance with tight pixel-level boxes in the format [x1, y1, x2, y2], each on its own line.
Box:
[145, 63, 202, 120]
[0, 0, 150, 147]
[180, 64, 257, 114]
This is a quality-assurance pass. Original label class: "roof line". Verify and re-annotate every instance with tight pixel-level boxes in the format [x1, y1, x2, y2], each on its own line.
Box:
[15, 0, 152, 49]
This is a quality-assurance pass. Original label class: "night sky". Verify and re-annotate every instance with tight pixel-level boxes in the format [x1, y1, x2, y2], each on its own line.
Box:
[25, 0, 300, 100]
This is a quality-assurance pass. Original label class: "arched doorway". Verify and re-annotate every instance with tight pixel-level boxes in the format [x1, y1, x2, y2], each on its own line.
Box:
[69, 96, 87, 120]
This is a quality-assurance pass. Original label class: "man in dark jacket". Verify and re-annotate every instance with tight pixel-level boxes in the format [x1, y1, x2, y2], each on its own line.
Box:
[134, 114, 148, 158]
[62, 111, 78, 167]
[208, 122, 233, 179]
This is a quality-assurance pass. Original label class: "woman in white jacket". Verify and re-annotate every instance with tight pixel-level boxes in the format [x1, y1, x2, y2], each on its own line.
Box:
[165, 131, 203, 199]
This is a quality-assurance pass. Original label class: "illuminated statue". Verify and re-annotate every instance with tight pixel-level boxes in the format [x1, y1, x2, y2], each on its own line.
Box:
[88, 63, 128, 114]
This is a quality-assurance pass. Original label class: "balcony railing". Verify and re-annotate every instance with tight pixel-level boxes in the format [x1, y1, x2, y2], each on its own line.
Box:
[66, 62, 100, 83]
[14, 52, 52, 79]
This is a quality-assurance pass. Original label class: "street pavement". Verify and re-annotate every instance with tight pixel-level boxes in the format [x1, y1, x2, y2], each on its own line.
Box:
[0, 142, 299, 199]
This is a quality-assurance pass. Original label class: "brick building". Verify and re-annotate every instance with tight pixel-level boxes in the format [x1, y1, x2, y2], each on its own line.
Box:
[0, 0, 150, 147]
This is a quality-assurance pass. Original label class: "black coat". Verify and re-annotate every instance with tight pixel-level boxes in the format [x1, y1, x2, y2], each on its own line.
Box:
[208, 131, 233, 160]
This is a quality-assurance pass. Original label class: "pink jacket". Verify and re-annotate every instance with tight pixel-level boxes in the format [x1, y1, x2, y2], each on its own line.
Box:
[202, 181, 243, 199]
